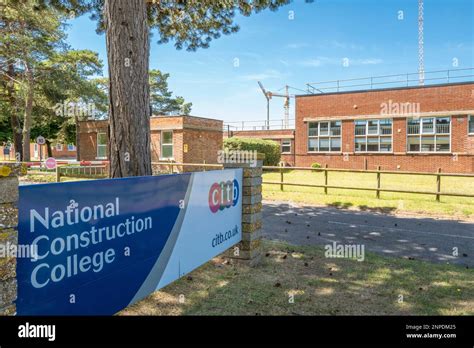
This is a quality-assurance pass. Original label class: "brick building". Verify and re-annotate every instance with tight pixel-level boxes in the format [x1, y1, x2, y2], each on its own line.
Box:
[77, 115, 223, 164]
[225, 129, 296, 166]
[0, 143, 76, 161]
[295, 82, 474, 173]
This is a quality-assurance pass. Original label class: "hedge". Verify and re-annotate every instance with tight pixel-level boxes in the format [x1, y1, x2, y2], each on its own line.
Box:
[223, 137, 281, 166]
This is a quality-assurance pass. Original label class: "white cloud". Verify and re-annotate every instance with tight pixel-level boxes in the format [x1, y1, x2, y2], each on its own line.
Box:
[286, 42, 310, 49]
[352, 58, 383, 65]
[329, 40, 364, 50]
[239, 69, 287, 81]
[299, 59, 323, 67]
[298, 56, 383, 67]
[311, 40, 364, 50]
[299, 57, 339, 67]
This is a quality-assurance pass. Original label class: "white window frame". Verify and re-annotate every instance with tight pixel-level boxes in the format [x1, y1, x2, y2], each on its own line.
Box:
[281, 139, 291, 154]
[67, 144, 76, 151]
[406, 116, 451, 153]
[469, 115, 474, 135]
[307, 121, 342, 153]
[55, 143, 63, 151]
[96, 132, 107, 159]
[354, 119, 393, 153]
[160, 130, 174, 160]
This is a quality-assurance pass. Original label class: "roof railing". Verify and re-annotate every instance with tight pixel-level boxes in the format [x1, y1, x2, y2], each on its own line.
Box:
[306, 67, 474, 94]
[223, 119, 296, 131]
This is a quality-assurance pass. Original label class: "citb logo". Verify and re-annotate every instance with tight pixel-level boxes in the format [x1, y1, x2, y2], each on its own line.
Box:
[208, 179, 239, 213]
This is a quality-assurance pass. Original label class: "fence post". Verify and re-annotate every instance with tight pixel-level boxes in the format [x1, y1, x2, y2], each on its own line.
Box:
[223, 154, 264, 267]
[324, 164, 328, 195]
[376, 166, 381, 199]
[279, 163, 284, 191]
[56, 166, 61, 183]
[436, 168, 441, 202]
[203, 160, 206, 172]
[0, 162, 23, 316]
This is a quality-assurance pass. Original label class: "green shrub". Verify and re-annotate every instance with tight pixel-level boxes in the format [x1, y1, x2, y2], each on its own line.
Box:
[224, 137, 281, 166]
[311, 162, 321, 169]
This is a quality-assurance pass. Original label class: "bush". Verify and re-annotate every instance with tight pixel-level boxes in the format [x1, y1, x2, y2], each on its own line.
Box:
[311, 162, 321, 169]
[223, 137, 281, 166]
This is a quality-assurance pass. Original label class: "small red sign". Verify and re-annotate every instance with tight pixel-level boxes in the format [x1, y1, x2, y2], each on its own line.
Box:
[44, 157, 57, 170]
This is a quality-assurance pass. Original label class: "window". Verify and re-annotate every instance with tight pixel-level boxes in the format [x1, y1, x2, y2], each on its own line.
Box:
[67, 144, 76, 151]
[281, 140, 291, 154]
[354, 119, 392, 153]
[307, 121, 341, 152]
[422, 118, 434, 133]
[407, 117, 451, 153]
[56, 143, 63, 151]
[469, 115, 474, 134]
[407, 118, 420, 135]
[97, 133, 107, 159]
[161, 131, 173, 159]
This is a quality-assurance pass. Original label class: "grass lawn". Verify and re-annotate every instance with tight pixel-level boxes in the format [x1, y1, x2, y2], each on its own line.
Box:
[120, 240, 474, 316]
[262, 170, 474, 219]
[20, 173, 88, 183]
[21, 170, 106, 183]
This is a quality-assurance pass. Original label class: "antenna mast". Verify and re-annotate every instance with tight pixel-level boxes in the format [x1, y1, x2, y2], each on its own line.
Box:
[418, 0, 424, 85]
[284, 85, 289, 129]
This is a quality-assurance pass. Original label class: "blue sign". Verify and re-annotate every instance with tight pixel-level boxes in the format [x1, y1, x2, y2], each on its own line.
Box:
[17, 169, 242, 315]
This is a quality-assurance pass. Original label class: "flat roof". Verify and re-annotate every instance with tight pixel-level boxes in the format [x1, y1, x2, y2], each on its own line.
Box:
[150, 114, 222, 122]
[296, 81, 474, 98]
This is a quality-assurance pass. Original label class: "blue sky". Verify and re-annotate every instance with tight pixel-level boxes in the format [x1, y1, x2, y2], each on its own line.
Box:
[66, 0, 474, 123]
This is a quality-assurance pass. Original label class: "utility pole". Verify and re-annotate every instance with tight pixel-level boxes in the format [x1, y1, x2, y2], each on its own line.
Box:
[258, 81, 270, 130]
[418, 0, 424, 85]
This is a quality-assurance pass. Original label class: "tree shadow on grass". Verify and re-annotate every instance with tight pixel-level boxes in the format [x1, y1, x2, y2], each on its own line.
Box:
[327, 201, 396, 214]
[121, 242, 474, 316]
[358, 204, 397, 214]
[328, 201, 353, 209]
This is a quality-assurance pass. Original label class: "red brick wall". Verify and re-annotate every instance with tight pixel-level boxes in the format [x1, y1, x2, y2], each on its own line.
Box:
[392, 118, 406, 153]
[295, 83, 474, 173]
[297, 83, 474, 118]
[79, 116, 223, 165]
[77, 120, 108, 161]
[150, 116, 183, 130]
[183, 129, 222, 164]
[295, 153, 473, 172]
[341, 120, 354, 153]
[0, 143, 76, 160]
[150, 129, 184, 163]
[51, 145, 77, 159]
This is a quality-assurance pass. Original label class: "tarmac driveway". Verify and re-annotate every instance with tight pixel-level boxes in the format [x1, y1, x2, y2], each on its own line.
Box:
[262, 200, 474, 267]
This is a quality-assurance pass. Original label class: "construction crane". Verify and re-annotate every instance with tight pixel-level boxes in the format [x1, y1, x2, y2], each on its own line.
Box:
[418, 0, 424, 85]
[257, 82, 293, 129]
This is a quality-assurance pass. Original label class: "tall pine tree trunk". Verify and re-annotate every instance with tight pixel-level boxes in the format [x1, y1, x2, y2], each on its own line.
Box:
[7, 62, 23, 161]
[104, 0, 151, 177]
[75, 115, 80, 161]
[22, 62, 34, 162]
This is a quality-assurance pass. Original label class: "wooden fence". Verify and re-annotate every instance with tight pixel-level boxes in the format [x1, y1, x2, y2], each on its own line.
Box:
[27, 160, 474, 201]
[262, 165, 474, 201]
[56, 165, 108, 182]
